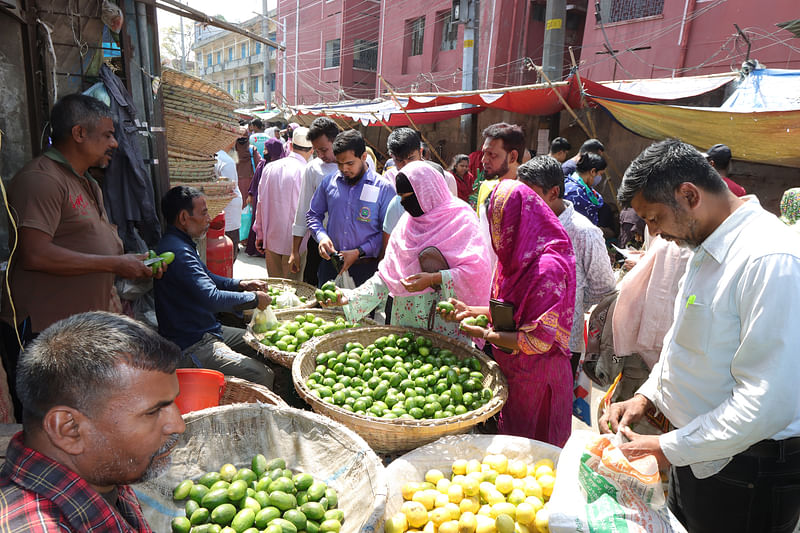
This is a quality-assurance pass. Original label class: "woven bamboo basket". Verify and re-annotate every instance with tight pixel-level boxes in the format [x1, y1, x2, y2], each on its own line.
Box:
[205, 192, 236, 219]
[244, 309, 377, 369]
[162, 67, 236, 104]
[292, 326, 508, 454]
[221, 376, 287, 407]
[165, 108, 240, 156]
[241, 278, 319, 323]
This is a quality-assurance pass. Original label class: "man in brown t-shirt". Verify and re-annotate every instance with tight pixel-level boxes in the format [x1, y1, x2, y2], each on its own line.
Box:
[4, 94, 158, 336]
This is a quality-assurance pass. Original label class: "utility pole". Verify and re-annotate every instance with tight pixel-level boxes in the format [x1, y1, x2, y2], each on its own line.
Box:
[459, 0, 479, 139]
[179, 3, 186, 72]
[542, 0, 567, 81]
[263, 0, 271, 111]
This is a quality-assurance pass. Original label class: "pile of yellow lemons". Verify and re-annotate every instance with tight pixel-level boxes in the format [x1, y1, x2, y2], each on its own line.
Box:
[385, 453, 556, 533]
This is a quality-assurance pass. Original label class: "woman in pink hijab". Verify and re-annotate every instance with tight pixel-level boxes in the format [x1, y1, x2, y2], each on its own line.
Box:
[328, 161, 492, 343]
[446, 180, 577, 446]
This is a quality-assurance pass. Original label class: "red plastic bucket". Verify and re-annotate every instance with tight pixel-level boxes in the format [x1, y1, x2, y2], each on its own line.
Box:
[175, 369, 226, 414]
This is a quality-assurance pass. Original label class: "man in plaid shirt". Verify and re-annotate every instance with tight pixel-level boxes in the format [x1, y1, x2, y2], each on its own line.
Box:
[0, 312, 185, 531]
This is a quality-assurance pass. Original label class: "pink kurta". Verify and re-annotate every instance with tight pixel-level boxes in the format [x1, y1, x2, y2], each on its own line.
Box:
[252, 151, 306, 256]
[489, 180, 577, 447]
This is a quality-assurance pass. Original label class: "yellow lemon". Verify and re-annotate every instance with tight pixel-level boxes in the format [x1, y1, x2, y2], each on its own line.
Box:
[444, 502, 461, 521]
[402, 482, 421, 501]
[495, 513, 515, 533]
[435, 492, 450, 508]
[385, 512, 409, 533]
[481, 470, 499, 484]
[507, 488, 526, 506]
[514, 502, 535, 526]
[522, 477, 543, 500]
[485, 454, 508, 474]
[437, 478, 452, 494]
[439, 520, 460, 533]
[452, 459, 468, 476]
[430, 507, 452, 526]
[420, 482, 436, 491]
[524, 496, 544, 513]
[533, 465, 553, 480]
[412, 490, 436, 511]
[460, 496, 480, 514]
[490, 502, 516, 520]
[467, 471, 484, 483]
[512, 478, 525, 491]
[423, 521, 436, 533]
[452, 475, 467, 485]
[427, 469, 445, 485]
[479, 482, 496, 499]
[494, 474, 514, 495]
[466, 460, 482, 474]
[402, 501, 429, 529]
[462, 477, 480, 497]
[475, 514, 497, 533]
[458, 512, 477, 533]
[533, 507, 549, 533]
[477, 505, 493, 516]
[537, 475, 555, 500]
[448, 483, 465, 504]
[507, 460, 528, 479]
[533, 459, 554, 471]
[486, 490, 506, 506]
[514, 524, 530, 533]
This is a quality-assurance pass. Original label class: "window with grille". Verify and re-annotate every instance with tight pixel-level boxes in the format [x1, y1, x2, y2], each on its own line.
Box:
[206, 54, 211, 67]
[228, 47, 233, 61]
[608, 0, 663, 23]
[440, 12, 458, 51]
[255, 42, 261, 55]
[325, 38, 340, 68]
[215, 51, 221, 64]
[241, 43, 247, 58]
[227, 80, 232, 93]
[353, 39, 378, 70]
[252, 76, 259, 92]
[407, 17, 425, 56]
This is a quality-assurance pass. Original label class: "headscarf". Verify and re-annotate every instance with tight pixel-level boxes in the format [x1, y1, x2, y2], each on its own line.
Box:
[263, 137, 284, 163]
[378, 161, 491, 306]
[780, 187, 800, 226]
[489, 179, 576, 346]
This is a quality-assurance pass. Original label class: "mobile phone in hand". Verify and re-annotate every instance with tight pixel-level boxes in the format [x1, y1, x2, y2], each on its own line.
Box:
[330, 252, 344, 274]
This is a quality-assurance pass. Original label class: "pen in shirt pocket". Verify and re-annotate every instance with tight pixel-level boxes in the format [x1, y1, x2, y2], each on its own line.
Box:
[685, 294, 696, 309]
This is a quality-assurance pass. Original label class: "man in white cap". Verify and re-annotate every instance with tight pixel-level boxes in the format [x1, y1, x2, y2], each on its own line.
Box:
[253, 126, 314, 279]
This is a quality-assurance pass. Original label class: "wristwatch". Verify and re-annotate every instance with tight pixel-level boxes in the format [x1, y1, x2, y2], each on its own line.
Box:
[357, 247, 366, 258]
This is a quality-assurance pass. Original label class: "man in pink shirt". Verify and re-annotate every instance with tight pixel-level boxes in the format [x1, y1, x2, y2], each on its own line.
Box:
[253, 127, 313, 279]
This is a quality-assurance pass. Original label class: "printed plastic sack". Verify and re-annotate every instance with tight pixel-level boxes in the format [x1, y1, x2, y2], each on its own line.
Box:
[249, 305, 278, 334]
[549, 430, 686, 533]
[274, 288, 302, 309]
[239, 204, 253, 241]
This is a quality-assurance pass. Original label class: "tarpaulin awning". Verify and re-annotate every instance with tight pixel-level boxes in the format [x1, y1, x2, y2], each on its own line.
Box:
[721, 68, 800, 111]
[290, 100, 481, 127]
[591, 96, 800, 168]
[395, 73, 737, 115]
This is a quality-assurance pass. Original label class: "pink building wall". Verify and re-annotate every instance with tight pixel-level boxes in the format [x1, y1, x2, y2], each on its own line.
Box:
[579, 0, 800, 81]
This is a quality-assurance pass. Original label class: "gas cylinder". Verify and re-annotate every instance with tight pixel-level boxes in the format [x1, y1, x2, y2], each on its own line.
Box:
[206, 213, 233, 277]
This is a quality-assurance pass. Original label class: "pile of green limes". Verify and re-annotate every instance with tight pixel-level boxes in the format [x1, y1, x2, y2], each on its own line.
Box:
[258, 313, 360, 353]
[305, 332, 494, 420]
[171, 455, 344, 533]
[314, 281, 342, 304]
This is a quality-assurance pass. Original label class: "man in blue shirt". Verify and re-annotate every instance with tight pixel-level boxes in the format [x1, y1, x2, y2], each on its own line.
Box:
[154, 186, 274, 387]
[306, 130, 395, 287]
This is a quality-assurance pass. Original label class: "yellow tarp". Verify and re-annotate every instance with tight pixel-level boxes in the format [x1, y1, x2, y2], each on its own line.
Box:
[592, 97, 800, 168]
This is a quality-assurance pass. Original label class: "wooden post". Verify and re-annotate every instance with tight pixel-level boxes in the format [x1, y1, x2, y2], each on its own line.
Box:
[568, 47, 597, 138]
[379, 75, 448, 168]
[533, 63, 592, 138]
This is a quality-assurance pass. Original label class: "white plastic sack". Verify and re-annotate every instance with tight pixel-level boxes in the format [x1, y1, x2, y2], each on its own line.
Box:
[248, 305, 278, 333]
[274, 288, 302, 309]
[383, 434, 561, 521]
[134, 403, 388, 533]
[549, 430, 687, 533]
[335, 270, 357, 290]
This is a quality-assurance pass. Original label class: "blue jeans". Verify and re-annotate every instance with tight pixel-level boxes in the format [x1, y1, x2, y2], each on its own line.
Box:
[317, 258, 378, 288]
[668, 438, 800, 533]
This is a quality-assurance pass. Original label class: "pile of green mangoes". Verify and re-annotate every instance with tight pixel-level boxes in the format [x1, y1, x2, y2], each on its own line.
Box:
[257, 313, 360, 353]
[305, 332, 494, 420]
[314, 281, 342, 304]
[434, 302, 490, 330]
[146, 249, 175, 274]
[171, 455, 344, 533]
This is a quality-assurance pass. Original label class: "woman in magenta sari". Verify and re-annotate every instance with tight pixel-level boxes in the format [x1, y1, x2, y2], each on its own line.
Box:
[445, 179, 576, 446]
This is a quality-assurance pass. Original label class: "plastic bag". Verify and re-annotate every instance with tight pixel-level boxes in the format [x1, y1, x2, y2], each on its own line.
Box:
[549, 430, 685, 533]
[249, 305, 278, 334]
[335, 270, 357, 290]
[274, 288, 302, 309]
[239, 204, 253, 242]
[572, 351, 592, 426]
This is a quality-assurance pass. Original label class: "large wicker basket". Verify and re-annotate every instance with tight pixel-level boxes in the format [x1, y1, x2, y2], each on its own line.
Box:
[221, 376, 287, 407]
[165, 108, 240, 157]
[244, 309, 376, 369]
[242, 278, 320, 323]
[292, 326, 508, 454]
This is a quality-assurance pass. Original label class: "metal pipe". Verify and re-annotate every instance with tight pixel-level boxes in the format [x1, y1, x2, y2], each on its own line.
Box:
[676, 0, 696, 76]
[294, 0, 299, 104]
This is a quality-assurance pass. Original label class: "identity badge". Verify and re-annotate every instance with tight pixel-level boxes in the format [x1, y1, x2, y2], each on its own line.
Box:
[357, 206, 371, 222]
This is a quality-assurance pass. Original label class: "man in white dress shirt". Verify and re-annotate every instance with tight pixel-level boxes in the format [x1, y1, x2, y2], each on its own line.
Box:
[601, 139, 800, 533]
